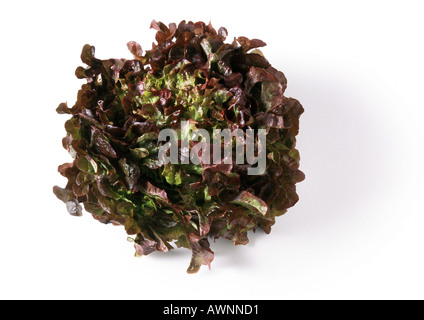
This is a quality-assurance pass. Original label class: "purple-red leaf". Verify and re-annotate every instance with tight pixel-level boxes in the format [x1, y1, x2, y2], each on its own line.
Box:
[54, 19, 304, 274]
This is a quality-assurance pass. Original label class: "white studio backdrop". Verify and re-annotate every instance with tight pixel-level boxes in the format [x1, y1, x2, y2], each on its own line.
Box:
[0, 0, 423, 300]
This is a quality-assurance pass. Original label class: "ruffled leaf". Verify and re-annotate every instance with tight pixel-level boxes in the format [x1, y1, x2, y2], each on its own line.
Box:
[54, 19, 304, 274]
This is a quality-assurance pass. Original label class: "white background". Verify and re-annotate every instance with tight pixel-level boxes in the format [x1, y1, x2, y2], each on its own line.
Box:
[1, 0, 423, 300]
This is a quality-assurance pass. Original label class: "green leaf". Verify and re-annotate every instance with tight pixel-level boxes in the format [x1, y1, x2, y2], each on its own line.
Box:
[96, 175, 120, 200]
[230, 191, 268, 216]
[64, 117, 81, 139]
[117, 202, 135, 217]
[162, 164, 182, 185]
[75, 156, 97, 174]
[125, 217, 141, 235]
[130, 147, 149, 159]
[214, 89, 232, 104]
[136, 132, 159, 144]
